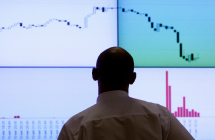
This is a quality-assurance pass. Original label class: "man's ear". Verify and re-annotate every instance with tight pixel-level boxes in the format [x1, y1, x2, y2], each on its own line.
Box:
[129, 72, 136, 85]
[92, 68, 98, 81]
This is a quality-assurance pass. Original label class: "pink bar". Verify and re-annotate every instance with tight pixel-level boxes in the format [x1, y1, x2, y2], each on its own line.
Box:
[178, 107, 180, 117]
[198, 113, 200, 117]
[182, 108, 184, 117]
[192, 109, 194, 117]
[175, 112, 178, 117]
[166, 71, 169, 110]
[195, 112, 197, 117]
[186, 109, 188, 117]
[169, 86, 171, 112]
[189, 111, 191, 117]
[183, 97, 185, 117]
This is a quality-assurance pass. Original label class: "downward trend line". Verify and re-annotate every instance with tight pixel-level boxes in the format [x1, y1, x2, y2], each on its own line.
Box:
[0, 6, 198, 62]
[119, 7, 199, 62]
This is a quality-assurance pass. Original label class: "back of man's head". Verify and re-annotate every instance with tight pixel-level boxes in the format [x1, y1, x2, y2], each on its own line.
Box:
[94, 47, 135, 89]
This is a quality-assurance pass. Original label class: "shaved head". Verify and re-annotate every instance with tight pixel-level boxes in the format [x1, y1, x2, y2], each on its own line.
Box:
[93, 47, 136, 94]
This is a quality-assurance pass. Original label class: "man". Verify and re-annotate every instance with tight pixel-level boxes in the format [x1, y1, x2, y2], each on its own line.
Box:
[58, 47, 194, 140]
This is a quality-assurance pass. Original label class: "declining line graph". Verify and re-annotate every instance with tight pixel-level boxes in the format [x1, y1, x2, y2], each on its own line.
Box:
[118, 0, 215, 67]
[118, 7, 199, 62]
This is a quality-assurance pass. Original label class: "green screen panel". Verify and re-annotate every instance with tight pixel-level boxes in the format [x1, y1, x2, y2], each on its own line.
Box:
[118, 0, 215, 67]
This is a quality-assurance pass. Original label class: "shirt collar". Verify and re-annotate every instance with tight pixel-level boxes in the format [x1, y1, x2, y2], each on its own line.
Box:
[97, 90, 129, 103]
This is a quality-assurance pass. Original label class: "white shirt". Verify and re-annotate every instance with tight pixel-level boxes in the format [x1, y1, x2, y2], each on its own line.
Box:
[58, 90, 194, 140]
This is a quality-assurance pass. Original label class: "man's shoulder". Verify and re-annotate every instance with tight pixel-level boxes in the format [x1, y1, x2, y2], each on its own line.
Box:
[64, 103, 99, 130]
[68, 96, 170, 120]
[64, 96, 171, 133]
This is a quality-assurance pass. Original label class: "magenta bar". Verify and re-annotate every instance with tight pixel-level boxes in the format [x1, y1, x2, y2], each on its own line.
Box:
[186, 109, 188, 117]
[198, 113, 200, 117]
[192, 109, 194, 117]
[178, 107, 180, 117]
[169, 86, 171, 112]
[166, 71, 169, 110]
[182, 107, 183, 117]
[175, 112, 178, 117]
[189, 111, 191, 117]
[183, 97, 185, 117]
[195, 112, 197, 117]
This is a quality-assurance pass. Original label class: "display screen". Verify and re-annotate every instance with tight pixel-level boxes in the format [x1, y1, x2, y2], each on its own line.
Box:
[1, 0, 215, 140]
[0, 0, 117, 66]
[0, 68, 97, 139]
[118, 0, 215, 67]
[0, 68, 214, 139]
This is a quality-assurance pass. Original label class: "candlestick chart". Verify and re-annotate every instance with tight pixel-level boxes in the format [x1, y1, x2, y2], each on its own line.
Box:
[0, 0, 117, 66]
[118, 0, 215, 67]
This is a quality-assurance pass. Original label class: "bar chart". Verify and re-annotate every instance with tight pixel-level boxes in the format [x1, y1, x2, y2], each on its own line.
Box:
[0, 68, 215, 139]
[166, 71, 200, 117]
[129, 68, 215, 139]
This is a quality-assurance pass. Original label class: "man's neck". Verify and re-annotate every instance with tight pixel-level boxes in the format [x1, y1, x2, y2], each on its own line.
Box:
[98, 86, 128, 95]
